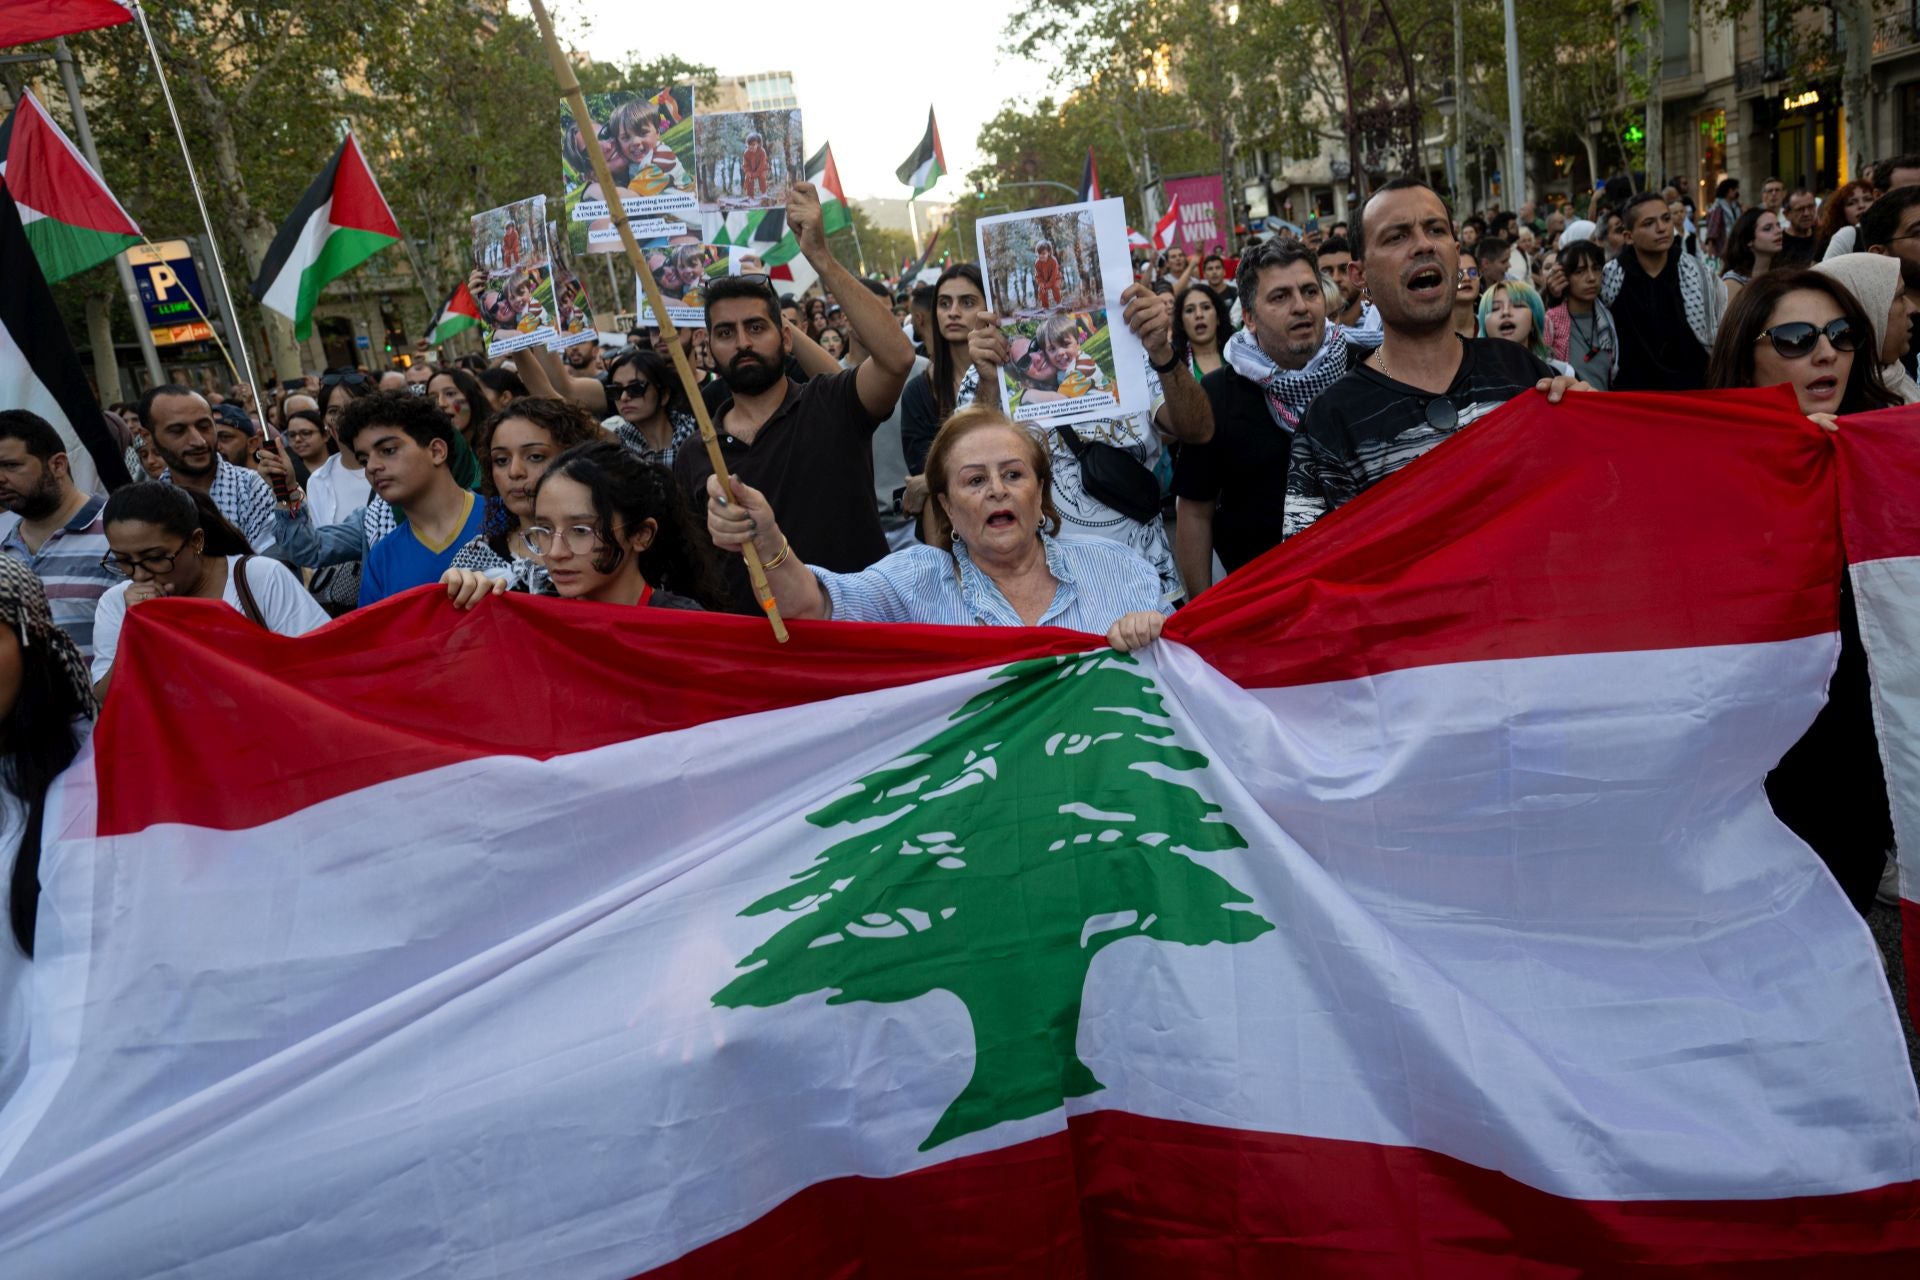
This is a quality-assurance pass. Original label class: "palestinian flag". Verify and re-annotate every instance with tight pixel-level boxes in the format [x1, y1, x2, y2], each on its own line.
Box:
[428, 279, 481, 344]
[0, 90, 140, 282]
[11, 390, 1920, 1274]
[0, 186, 130, 492]
[895, 107, 945, 198]
[722, 143, 853, 270]
[0, 0, 131, 46]
[805, 142, 851, 236]
[1078, 148, 1102, 202]
[250, 131, 400, 340]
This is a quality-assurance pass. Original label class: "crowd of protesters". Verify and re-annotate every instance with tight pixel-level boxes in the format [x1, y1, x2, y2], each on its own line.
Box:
[4, 159, 1915, 957]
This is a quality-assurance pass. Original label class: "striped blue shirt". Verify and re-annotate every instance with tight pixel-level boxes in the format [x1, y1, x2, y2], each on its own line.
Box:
[815, 534, 1167, 633]
[0, 495, 114, 658]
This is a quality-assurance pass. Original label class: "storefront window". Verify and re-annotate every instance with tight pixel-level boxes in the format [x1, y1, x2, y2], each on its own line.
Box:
[1696, 110, 1726, 209]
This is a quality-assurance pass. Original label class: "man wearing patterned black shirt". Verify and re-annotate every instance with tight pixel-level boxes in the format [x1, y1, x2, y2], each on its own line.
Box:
[1283, 179, 1586, 540]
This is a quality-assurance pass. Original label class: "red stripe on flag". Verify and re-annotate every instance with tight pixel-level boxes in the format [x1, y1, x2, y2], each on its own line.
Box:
[634, 1110, 1920, 1277]
[95, 592, 1098, 836]
[1836, 403, 1920, 564]
[0, 0, 131, 47]
[1167, 386, 1866, 689]
[6, 90, 138, 234]
[329, 131, 400, 240]
[92, 388, 1894, 835]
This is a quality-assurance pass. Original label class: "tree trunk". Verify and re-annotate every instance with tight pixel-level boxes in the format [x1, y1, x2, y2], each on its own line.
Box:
[1581, 131, 1602, 195]
[1842, 0, 1876, 178]
[84, 291, 122, 406]
[1644, 5, 1664, 190]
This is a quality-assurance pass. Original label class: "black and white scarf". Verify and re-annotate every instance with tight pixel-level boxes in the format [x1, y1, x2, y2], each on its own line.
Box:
[1224, 323, 1382, 432]
[1600, 245, 1721, 350]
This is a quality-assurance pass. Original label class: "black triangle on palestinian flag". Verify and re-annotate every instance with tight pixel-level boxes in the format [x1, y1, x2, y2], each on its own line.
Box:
[0, 185, 130, 493]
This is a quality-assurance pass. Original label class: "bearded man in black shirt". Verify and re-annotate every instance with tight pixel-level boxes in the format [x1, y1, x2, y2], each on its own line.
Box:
[1283, 178, 1587, 540]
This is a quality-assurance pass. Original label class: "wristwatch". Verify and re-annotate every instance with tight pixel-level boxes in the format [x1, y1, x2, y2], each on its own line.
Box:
[1149, 348, 1183, 374]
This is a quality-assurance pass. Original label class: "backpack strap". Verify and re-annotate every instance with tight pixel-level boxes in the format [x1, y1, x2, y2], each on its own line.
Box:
[232, 555, 268, 629]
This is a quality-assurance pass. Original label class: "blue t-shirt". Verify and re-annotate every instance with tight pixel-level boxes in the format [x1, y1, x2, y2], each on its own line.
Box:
[358, 491, 486, 607]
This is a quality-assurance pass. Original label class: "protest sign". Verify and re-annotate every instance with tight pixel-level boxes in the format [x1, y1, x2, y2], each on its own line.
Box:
[546, 220, 596, 352]
[1161, 174, 1228, 255]
[470, 195, 557, 356]
[976, 198, 1147, 427]
[694, 109, 804, 212]
[637, 236, 720, 329]
[562, 85, 696, 251]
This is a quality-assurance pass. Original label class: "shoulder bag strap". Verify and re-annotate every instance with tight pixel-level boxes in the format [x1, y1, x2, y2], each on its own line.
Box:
[232, 555, 269, 629]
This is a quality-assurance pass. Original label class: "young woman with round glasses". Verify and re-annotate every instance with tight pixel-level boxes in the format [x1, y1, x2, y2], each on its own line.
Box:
[441, 441, 720, 611]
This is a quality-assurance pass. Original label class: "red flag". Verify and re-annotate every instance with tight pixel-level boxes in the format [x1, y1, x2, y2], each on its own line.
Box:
[0, 0, 133, 48]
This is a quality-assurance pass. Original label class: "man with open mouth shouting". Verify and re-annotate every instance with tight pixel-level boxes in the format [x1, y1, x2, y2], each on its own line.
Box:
[1281, 178, 1587, 541]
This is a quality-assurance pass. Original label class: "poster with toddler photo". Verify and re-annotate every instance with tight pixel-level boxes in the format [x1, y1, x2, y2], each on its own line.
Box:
[975, 198, 1147, 426]
[546, 224, 598, 352]
[693, 109, 804, 211]
[562, 85, 697, 251]
[637, 237, 720, 329]
[471, 195, 558, 357]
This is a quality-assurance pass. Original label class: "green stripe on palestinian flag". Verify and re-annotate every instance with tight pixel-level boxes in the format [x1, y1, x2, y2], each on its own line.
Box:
[251, 131, 400, 340]
[808, 143, 851, 235]
[0, 90, 140, 282]
[429, 280, 481, 343]
[895, 109, 945, 199]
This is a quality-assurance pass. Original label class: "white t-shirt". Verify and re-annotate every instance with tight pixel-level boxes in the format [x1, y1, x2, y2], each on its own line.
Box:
[90, 556, 330, 684]
[0, 785, 27, 1110]
[304, 454, 373, 528]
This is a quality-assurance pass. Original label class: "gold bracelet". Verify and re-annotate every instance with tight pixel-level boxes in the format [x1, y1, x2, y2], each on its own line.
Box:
[761, 537, 791, 571]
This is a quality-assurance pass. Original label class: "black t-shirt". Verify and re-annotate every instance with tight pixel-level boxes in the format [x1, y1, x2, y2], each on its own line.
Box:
[900, 371, 940, 475]
[1173, 354, 1354, 572]
[1774, 233, 1817, 267]
[1611, 248, 1710, 391]
[675, 368, 887, 614]
[1284, 337, 1552, 538]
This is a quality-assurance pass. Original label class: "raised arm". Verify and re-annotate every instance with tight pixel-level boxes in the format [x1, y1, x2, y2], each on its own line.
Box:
[788, 181, 913, 418]
[1123, 283, 1213, 444]
[786, 319, 843, 379]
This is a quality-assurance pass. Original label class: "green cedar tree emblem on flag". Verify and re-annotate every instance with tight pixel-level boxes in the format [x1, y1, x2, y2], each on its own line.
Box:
[713, 652, 1274, 1150]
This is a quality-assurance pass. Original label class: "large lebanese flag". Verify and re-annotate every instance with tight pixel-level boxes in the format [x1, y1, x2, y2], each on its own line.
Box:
[1, 388, 1917, 1274]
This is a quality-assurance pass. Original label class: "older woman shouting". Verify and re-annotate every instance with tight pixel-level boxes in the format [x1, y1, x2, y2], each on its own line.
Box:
[706, 405, 1169, 651]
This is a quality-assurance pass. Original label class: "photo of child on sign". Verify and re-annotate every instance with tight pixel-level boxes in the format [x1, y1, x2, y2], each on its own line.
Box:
[693, 109, 804, 211]
[980, 208, 1102, 319]
[471, 195, 557, 356]
[638, 237, 719, 329]
[562, 85, 696, 249]
[975, 198, 1149, 427]
[547, 226, 597, 352]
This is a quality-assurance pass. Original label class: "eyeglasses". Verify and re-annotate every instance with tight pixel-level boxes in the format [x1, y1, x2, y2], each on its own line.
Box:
[320, 370, 371, 389]
[1754, 318, 1861, 359]
[520, 523, 606, 556]
[607, 379, 652, 400]
[1423, 397, 1459, 432]
[100, 548, 180, 579]
[1458, 266, 1480, 280]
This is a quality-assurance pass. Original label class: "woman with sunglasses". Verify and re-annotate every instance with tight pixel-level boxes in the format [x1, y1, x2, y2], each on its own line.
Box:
[1706, 267, 1897, 918]
[604, 348, 696, 466]
[441, 441, 720, 610]
[90, 483, 328, 696]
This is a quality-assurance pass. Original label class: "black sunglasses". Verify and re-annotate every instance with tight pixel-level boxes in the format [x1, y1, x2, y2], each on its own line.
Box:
[1423, 397, 1459, 432]
[321, 370, 372, 389]
[1754, 318, 1861, 359]
[607, 379, 652, 399]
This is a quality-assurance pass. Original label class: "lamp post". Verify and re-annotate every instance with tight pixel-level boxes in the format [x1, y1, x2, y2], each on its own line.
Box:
[1503, 0, 1525, 209]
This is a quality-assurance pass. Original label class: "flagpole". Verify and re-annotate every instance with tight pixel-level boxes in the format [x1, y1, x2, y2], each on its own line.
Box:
[526, 0, 787, 642]
[49, 39, 163, 390]
[128, 3, 265, 416]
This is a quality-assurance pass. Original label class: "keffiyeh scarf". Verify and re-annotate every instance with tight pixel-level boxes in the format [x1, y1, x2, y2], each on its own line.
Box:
[1601, 246, 1719, 350]
[0, 555, 96, 721]
[1224, 322, 1383, 432]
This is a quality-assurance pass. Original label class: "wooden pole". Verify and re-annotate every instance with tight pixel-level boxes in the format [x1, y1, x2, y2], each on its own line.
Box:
[525, 0, 787, 642]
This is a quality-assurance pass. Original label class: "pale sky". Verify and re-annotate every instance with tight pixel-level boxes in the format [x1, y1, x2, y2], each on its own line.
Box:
[547, 0, 1059, 203]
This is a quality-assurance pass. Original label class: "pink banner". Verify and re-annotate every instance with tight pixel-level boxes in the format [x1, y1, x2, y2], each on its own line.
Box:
[1162, 174, 1228, 255]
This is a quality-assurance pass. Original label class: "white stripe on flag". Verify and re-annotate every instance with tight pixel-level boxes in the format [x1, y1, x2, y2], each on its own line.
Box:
[1854, 555, 1920, 904]
[0, 304, 96, 493]
[2, 639, 1913, 1275]
[257, 196, 334, 322]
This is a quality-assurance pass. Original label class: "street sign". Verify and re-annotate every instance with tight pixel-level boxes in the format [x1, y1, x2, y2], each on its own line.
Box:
[126, 240, 213, 347]
[355, 334, 371, 350]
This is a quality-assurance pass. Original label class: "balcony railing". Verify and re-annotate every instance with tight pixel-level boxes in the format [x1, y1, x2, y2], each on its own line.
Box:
[1735, 59, 1766, 92]
[1874, 12, 1920, 54]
